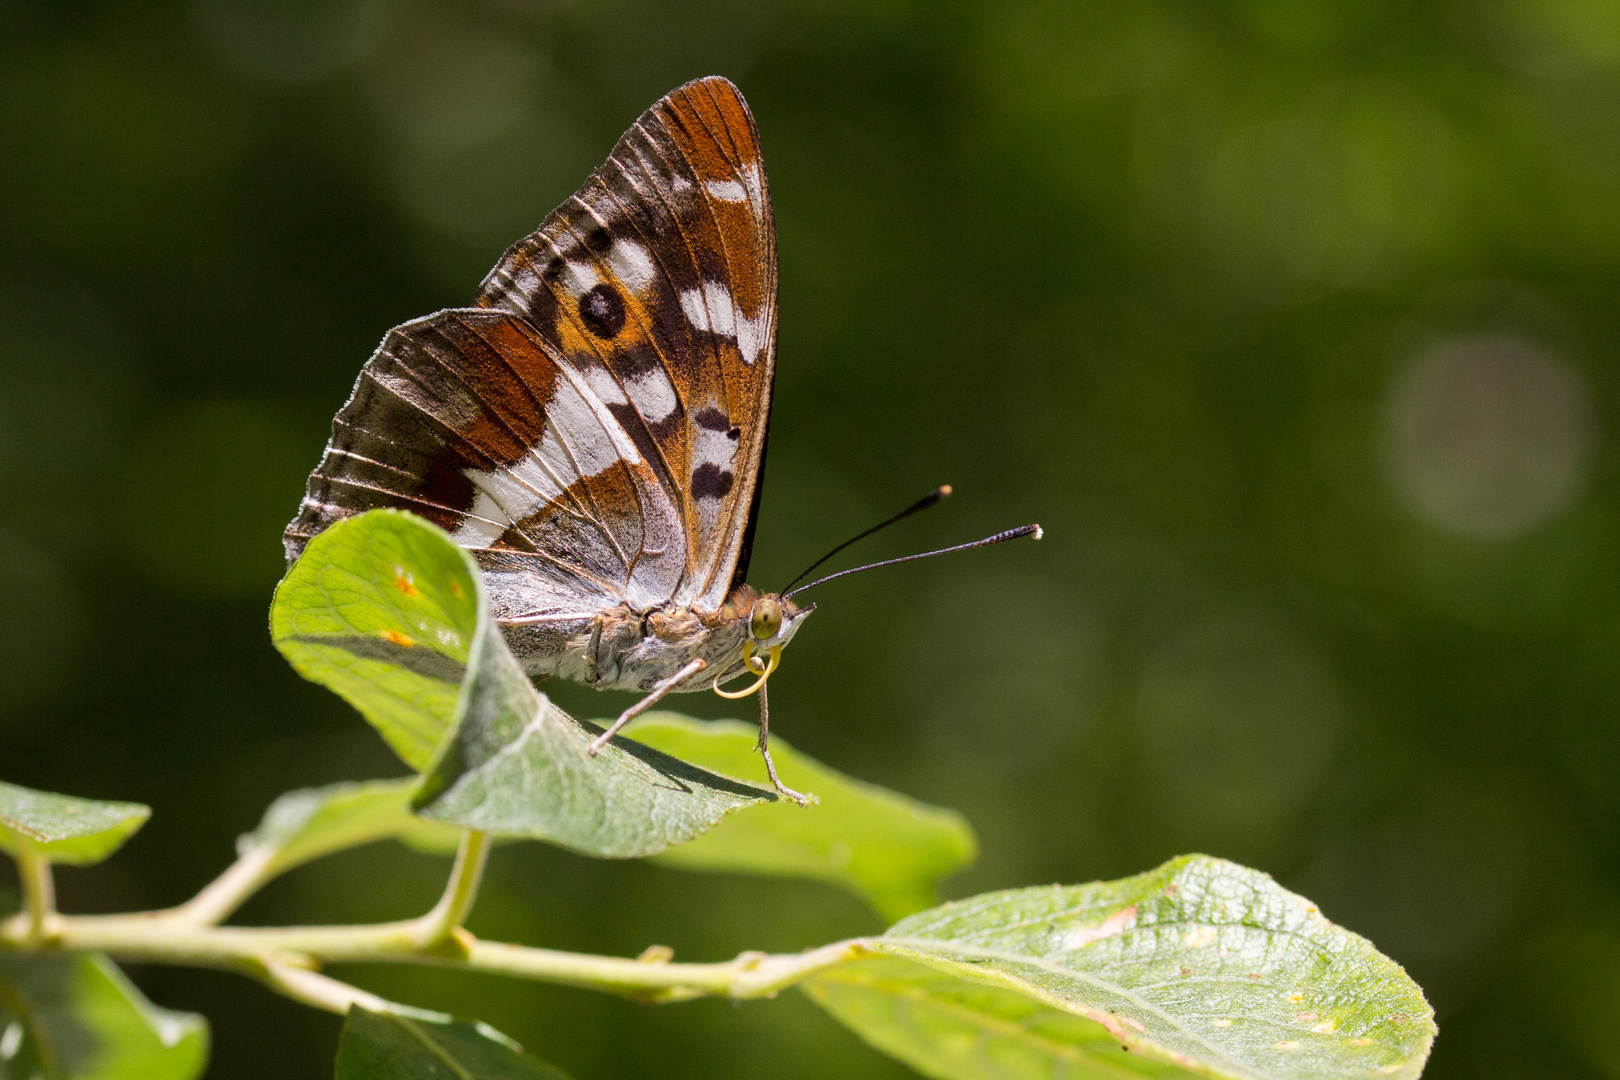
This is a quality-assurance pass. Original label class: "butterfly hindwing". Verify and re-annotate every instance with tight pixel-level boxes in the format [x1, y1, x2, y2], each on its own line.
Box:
[283, 308, 686, 625]
[476, 75, 777, 614]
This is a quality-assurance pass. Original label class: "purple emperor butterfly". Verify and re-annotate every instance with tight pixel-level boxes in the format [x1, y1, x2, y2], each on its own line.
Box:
[285, 77, 1037, 803]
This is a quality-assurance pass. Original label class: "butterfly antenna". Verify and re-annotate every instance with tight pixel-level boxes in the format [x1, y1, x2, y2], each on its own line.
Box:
[780, 485, 955, 594]
[784, 524, 1042, 600]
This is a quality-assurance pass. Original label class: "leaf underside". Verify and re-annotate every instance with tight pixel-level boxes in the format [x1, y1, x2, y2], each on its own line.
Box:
[239, 778, 464, 877]
[412, 615, 773, 858]
[334, 1006, 571, 1080]
[0, 951, 208, 1080]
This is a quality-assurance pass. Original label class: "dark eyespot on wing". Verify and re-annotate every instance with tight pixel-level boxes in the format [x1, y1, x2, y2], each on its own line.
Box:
[579, 283, 626, 339]
[693, 406, 730, 431]
[691, 462, 734, 500]
[473, 76, 778, 611]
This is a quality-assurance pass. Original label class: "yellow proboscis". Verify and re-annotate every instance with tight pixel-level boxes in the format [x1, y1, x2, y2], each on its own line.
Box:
[713, 645, 781, 699]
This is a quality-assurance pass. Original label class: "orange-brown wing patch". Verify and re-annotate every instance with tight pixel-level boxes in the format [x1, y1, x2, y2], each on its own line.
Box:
[283, 308, 686, 620]
[476, 75, 778, 613]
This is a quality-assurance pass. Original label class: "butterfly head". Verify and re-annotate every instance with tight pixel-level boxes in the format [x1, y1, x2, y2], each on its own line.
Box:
[711, 584, 812, 699]
[749, 590, 811, 650]
[730, 584, 811, 657]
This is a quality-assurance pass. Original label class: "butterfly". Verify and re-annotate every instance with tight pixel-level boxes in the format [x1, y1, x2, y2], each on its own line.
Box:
[285, 76, 1038, 804]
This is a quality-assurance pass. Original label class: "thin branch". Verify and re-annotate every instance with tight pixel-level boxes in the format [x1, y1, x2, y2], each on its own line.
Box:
[259, 959, 398, 1016]
[164, 845, 279, 927]
[0, 822, 862, 1009]
[410, 830, 490, 950]
[442, 938, 872, 1002]
[13, 845, 56, 945]
[0, 911, 872, 1003]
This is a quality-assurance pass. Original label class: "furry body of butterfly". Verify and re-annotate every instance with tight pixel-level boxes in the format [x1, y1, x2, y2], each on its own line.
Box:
[503, 582, 808, 695]
[284, 77, 815, 800]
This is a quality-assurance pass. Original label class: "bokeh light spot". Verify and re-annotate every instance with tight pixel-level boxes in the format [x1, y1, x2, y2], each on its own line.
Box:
[1384, 333, 1595, 538]
[1201, 85, 1460, 297]
[1486, 0, 1620, 76]
[365, 21, 541, 152]
[190, 0, 374, 87]
[389, 113, 592, 251]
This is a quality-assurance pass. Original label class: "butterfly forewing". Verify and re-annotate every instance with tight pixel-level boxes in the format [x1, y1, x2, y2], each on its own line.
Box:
[476, 76, 777, 613]
[284, 308, 686, 623]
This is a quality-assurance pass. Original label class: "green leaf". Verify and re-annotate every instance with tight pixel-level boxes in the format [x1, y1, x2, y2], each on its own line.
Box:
[239, 779, 465, 877]
[0, 952, 207, 1080]
[804, 855, 1435, 1080]
[631, 714, 976, 919]
[0, 783, 149, 866]
[334, 1006, 570, 1080]
[412, 612, 773, 858]
[275, 510, 772, 859]
[272, 509, 480, 771]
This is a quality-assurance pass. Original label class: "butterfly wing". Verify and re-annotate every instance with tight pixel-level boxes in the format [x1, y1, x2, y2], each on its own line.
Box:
[476, 75, 777, 614]
[283, 308, 686, 632]
[285, 76, 775, 656]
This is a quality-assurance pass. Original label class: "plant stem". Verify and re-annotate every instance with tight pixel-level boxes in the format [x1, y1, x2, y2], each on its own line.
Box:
[260, 959, 399, 1015]
[412, 830, 489, 949]
[0, 911, 872, 1004]
[445, 938, 872, 1002]
[165, 845, 278, 927]
[14, 845, 56, 945]
[1, 815, 861, 1015]
[0, 826, 867, 1010]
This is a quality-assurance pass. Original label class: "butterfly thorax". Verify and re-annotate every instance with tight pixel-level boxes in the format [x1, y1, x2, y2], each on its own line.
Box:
[500, 584, 809, 695]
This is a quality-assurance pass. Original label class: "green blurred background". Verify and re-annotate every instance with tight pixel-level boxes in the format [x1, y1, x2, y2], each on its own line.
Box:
[3, 0, 1619, 1076]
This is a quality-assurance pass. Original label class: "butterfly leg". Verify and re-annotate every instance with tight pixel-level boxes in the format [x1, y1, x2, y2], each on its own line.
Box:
[756, 683, 813, 806]
[586, 657, 707, 757]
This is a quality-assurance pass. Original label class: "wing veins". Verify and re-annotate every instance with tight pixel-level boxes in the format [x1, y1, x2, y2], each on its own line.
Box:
[456, 316, 600, 527]
[553, 201, 688, 506]
[651, 100, 771, 597]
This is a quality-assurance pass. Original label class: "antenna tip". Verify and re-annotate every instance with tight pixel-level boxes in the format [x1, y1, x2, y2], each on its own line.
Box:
[1032, 525, 1043, 540]
[938, 484, 953, 497]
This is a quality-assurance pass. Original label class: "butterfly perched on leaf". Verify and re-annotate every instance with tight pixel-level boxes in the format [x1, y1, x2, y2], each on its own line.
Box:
[284, 77, 1037, 803]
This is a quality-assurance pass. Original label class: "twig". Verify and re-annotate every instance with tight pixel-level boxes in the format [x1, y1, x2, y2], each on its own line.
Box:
[410, 830, 489, 951]
[442, 938, 872, 1002]
[164, 844, 279, 927]
[0, 911, 872, 1003]
[13, 845, 56, 945]
[0, 811, 860, 1012]
[259, 959, 399, 1016]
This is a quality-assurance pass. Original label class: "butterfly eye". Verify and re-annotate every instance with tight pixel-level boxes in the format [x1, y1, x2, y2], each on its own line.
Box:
[751, 596, 783, 640]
